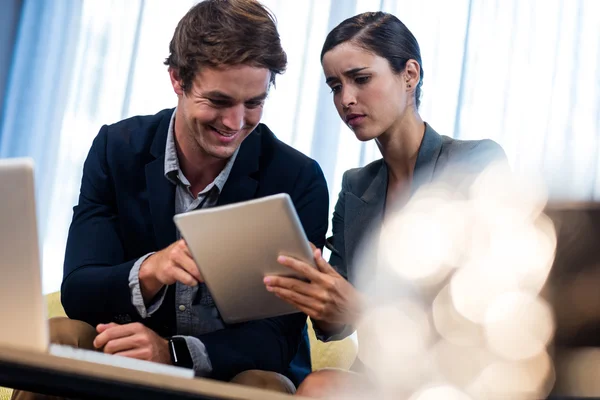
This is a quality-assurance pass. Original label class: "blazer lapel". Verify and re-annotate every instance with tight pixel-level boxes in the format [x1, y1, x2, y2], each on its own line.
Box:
[145, 112, 177, 250]
[217, 130, 260, 206]
[344, 161, 387, 275]
[341, 124, 443, 279]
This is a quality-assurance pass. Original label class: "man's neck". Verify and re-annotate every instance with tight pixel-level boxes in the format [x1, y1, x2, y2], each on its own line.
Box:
[174, 120, 227, 195]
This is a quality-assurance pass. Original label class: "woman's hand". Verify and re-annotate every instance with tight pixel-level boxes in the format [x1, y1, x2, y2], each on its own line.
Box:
[263, 244, 363, 327]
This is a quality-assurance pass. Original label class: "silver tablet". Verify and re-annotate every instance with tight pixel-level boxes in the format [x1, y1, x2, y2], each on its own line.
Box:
[173, 193, 315, 324]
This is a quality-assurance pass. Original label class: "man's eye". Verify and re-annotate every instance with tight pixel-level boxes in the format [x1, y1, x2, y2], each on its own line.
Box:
[245, 101, 264, 109]
[209, 99, 230, 107]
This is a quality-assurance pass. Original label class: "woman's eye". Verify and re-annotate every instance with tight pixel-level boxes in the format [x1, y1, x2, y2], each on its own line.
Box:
[355, 76, 370, 84]
[330, 85, 341, 94]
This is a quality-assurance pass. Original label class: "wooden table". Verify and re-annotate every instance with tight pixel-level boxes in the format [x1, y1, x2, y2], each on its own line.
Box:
[0, 344, 296, 400]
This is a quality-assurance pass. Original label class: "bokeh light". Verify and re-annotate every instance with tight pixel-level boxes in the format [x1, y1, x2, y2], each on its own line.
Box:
[483, 291, 554, 361]
[409, 385, 472, 400]
[432, 284, 483, 347]
[347, 163, 558, 399]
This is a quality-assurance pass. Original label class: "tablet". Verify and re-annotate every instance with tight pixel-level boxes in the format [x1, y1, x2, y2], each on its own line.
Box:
[173, 193, 315, 323]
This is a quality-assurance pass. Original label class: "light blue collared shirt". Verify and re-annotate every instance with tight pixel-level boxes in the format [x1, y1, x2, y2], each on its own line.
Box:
[128, 109, 239, 376]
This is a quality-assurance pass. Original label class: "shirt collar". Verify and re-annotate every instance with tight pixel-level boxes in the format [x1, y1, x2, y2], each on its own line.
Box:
[164, 109, 180, 182]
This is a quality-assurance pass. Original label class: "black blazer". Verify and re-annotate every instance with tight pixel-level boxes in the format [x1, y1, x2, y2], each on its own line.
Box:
[61, 108, 329, 383]
[328, 123, 506, 284]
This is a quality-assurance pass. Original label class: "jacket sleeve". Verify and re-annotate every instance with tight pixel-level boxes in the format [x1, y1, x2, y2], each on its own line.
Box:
[327, 171, 349, 279]
[312, 171, 354, 341]
[61, 126, 141, 326]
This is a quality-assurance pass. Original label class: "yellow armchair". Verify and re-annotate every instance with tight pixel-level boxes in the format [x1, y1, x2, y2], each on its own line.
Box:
[306, 319, 357, 371]
[0, 293, 357, 399]
[44, 291, 67, 318]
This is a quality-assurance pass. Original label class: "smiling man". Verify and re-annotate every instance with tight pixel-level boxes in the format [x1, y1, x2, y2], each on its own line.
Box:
[11, 1, 328, 399]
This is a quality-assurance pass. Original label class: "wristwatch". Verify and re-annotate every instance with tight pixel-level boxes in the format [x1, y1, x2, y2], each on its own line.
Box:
[168, 336, 194, 369]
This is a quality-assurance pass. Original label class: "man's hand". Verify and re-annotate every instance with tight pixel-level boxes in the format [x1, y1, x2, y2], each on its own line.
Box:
[264, 243, 363, 328]
[93, 322, 171, 364]
[139, 239, 203, 301]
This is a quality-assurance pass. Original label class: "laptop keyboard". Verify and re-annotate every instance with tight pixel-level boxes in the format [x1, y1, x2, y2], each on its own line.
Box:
[49, 344, 195, 379]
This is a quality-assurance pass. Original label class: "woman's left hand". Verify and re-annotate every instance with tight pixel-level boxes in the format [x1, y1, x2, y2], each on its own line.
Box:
[263, 244, 362, 327]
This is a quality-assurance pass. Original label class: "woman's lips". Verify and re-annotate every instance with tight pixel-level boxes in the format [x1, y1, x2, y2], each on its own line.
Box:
[346, 114, 366, 127]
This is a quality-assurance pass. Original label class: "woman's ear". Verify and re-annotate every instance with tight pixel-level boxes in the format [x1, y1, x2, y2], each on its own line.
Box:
[403, 60, 421, 90]
[169, 67, 184, 96]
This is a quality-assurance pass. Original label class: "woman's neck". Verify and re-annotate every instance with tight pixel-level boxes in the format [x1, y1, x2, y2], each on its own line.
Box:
[376, 110, 425, 183]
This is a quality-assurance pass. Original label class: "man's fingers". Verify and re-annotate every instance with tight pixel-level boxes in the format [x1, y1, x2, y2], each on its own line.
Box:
[178, 239, 192, 256]
[102, 336, 137, 354]
[93, 323, 143, 349]
[308, 242, 317, 252]
[94, 327, 128, 349]
[114, 348, 150, 361]
[174, 249, 203, 283]
[180, 257, 203, 283]
[96, 322, 119, 334]
[171, 266, 199, 287]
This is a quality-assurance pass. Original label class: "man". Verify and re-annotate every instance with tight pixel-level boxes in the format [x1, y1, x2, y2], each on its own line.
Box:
[12, 1, 328, 398]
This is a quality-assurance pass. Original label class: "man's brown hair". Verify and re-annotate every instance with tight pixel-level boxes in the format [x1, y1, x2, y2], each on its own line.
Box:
[165, 0, 287, 92]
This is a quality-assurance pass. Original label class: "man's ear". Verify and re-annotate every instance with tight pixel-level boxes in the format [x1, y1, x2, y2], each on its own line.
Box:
[169, 67, 184, 96]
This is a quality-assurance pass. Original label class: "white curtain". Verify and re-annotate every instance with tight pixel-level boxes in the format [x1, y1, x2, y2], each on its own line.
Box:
[456, 0, 600, 200]
[2, 0, 597, 293]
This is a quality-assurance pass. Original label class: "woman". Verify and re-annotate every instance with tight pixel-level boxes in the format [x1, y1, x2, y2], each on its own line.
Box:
[263, 11, 505, 397]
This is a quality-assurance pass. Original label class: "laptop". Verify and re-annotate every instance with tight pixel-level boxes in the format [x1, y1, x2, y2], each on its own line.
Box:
[0, 158, 193, 378]
[174, 193, 315, 324]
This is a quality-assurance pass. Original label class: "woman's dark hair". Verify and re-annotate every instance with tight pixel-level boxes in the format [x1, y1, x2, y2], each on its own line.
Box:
[321, 12, 424, 108]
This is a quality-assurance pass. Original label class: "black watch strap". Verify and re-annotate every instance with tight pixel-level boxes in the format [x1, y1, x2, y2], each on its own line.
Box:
[168, 337, 194, 369]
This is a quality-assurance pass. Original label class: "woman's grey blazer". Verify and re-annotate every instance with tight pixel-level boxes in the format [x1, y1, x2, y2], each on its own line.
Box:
[327, 122, 507, 284]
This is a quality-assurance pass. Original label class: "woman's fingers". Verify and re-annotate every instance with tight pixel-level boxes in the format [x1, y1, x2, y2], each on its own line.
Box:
[264, 275, 328, 301]
[268, 286, 325, 317]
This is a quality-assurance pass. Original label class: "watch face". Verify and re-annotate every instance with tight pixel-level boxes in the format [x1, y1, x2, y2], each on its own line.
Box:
[168, 339, 178, 364]
[169, 337, 194, 369]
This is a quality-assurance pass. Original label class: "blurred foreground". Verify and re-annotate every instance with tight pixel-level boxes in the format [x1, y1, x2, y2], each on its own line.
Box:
[332, 163, 600, 399]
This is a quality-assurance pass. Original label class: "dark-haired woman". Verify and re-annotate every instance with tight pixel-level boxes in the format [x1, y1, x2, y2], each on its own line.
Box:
[263, 11, 506, 397]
